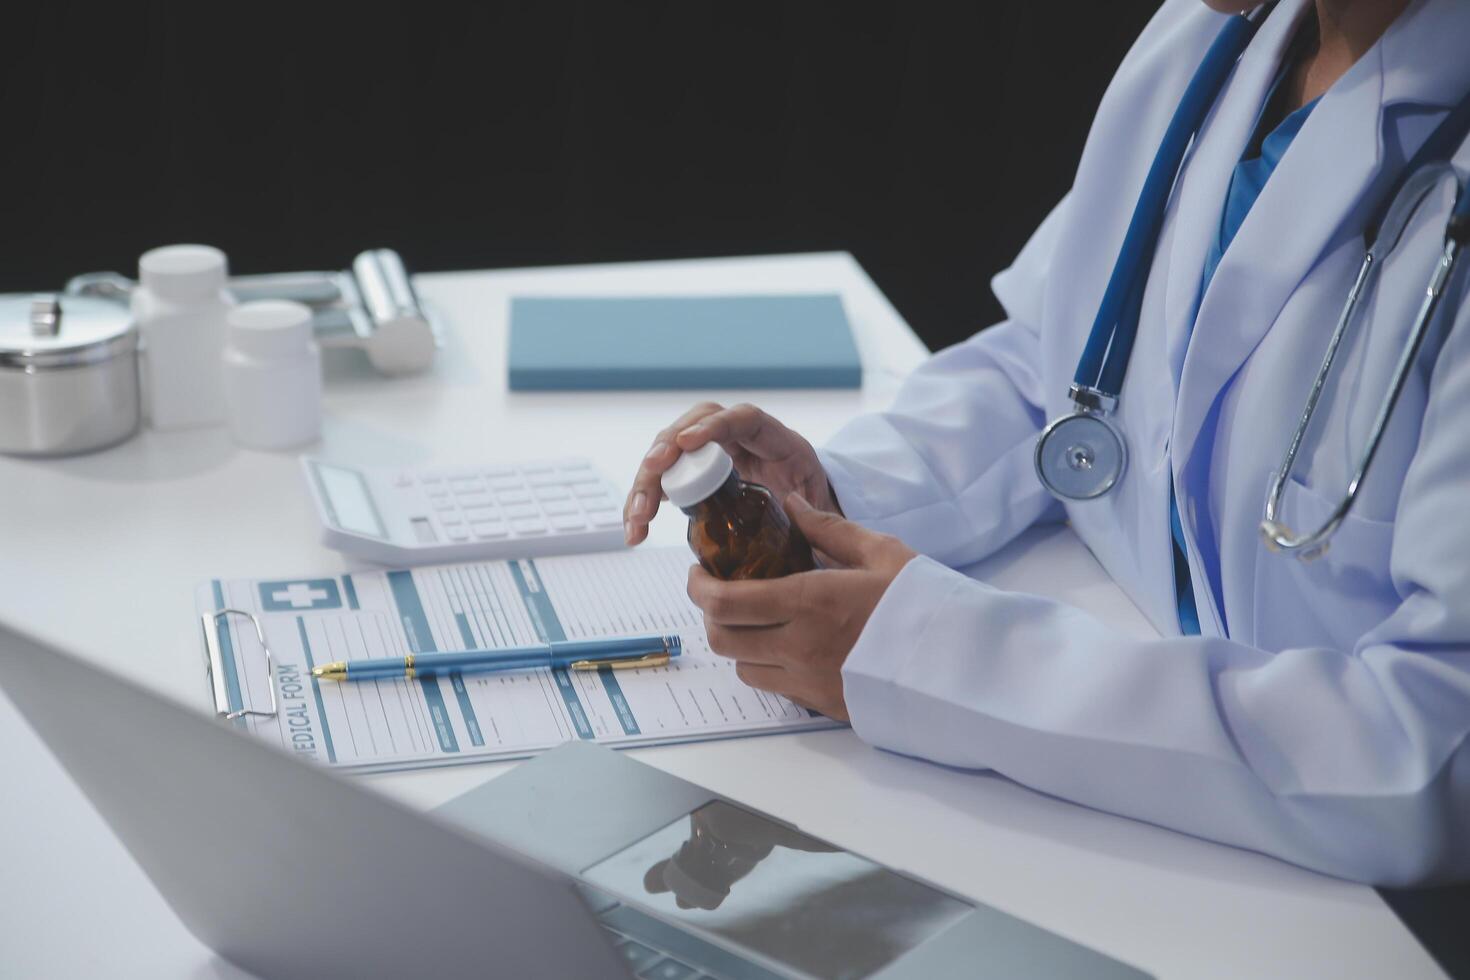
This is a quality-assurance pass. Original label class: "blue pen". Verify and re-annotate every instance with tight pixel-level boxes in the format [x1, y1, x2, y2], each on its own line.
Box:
[310, 633, 681, 682]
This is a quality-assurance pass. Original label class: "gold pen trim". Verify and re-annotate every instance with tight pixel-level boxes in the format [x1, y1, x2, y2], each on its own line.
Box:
[404, 652, 415, 680]
[568, 653, 670, 672]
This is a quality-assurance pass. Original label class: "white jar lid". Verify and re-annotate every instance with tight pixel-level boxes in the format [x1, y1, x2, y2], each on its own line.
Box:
[661, 443, 734, 508]
[227, 300, 314, 359]
[139, 244, 228, 297]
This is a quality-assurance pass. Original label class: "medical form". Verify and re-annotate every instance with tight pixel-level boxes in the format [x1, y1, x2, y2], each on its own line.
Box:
[195, 547, 837, 772]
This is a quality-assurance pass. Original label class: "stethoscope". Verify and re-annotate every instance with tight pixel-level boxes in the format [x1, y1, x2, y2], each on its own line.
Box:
[1034, 4, 1470, 561]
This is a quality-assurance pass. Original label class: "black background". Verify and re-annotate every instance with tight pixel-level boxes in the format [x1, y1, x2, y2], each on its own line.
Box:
[6, 2, 1466, 974]
[7, 1, 1156, 352]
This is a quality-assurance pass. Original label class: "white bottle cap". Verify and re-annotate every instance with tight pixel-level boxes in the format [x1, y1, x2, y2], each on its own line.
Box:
[227, 300, 314, 360]
[661, 443, 735, 509]
[139, 244, 229, 298]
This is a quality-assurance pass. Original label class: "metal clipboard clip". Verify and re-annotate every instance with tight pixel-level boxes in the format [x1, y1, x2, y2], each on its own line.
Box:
[200, 608, 279, 721]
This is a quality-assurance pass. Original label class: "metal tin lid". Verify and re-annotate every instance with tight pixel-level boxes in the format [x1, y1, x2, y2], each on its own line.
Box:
[0, 293, 137, 370]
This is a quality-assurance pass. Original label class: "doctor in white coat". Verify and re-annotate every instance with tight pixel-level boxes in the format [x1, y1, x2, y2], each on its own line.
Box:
[623, 0, 1470, 886]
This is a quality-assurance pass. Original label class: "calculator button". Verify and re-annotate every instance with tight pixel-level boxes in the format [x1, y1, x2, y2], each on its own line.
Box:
[457, 491, 493, 508]
[418, 473, 444, 484]
[444, 524, 471, 542]
[520, 462, 555, 475]
[496, 489, 533, 505]
[535, 485, 571, 501]
[432, 497, 457, 512]
[511, 516, 548, 535]
[439, 513, 465, 526]
[461, 506, 499, 523]
[580, 495, 616, 512]
[564, 472, 601, 484]
[470, 521, 508, 539]
[527, 473, 566, 487]
[426, 485, 451, 498]
[574, 483, 608, 498]
[452, 480, 488, 496]
[489, 476, 524, 490]
[557, 460, 591, 472]
[393, 472, 414, 488]
[482, 465, 515, 477]
[541, 499, 578, 516]
[550, 514, 587, 531]
[503, 503, 541, 519]
[586, 509, 621, 528]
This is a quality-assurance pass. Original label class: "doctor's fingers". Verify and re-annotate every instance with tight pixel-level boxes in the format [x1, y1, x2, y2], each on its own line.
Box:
[702, 607, 839, 667]
[733, 662, 796, 697]
[675, 403, 801, 462]
[704, 623, 790, 664]
[624, 402, 729, 544]
[710, 620, 846, 718]
[733, 662, 827, 718]
[687, 566, 801, 626]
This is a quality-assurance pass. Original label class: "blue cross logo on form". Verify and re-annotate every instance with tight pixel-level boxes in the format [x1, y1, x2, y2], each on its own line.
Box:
[258, 579, 343, 612]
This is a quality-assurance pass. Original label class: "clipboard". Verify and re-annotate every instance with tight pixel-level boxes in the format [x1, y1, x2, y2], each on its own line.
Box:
[194, 550, 839, 773]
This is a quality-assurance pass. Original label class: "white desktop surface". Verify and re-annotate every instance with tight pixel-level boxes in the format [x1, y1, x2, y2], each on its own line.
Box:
[0, 253, 1442, 979]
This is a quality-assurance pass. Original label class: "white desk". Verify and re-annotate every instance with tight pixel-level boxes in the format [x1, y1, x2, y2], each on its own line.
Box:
[0, 253, 1442, 979]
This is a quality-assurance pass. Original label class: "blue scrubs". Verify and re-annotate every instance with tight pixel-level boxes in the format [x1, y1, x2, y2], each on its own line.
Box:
[1171, 90, 1321, 635]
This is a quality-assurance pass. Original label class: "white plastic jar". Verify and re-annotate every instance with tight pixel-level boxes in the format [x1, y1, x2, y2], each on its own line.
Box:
[131, 244, 235, 429]
[223, 300, 322, 450]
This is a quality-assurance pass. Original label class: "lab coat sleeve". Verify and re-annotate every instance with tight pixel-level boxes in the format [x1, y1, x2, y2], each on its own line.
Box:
[844, 557, 1470, 885]
[816, 196, 1069, 567]
[842, 306, 1470, 886]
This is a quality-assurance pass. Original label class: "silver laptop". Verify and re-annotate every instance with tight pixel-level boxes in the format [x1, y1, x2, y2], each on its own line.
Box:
[0, 621, 1146, 980]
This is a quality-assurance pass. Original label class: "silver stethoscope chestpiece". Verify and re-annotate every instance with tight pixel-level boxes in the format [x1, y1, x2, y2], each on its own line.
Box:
[1035, 409, 1128, 500]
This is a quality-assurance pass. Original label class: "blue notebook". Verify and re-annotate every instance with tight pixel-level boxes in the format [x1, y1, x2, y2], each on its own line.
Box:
[507, 294, 862, 391]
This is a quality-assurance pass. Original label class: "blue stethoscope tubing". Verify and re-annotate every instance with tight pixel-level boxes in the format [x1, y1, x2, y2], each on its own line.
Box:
[1034, 6, 1273, 502]
[1035, 2, 1470, 538]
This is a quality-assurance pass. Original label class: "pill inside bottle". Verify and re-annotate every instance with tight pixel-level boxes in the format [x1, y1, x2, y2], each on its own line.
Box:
[661, 443, 817, 581]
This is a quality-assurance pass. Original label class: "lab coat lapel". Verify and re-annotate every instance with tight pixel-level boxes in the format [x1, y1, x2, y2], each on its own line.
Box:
[1377, 0, 1470, 113]
[1158, 0, 1306, 392]
[1170, 12, 1385, 477]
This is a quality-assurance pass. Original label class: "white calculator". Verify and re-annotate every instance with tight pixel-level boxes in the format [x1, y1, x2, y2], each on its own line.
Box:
[300, 456, 628, 565]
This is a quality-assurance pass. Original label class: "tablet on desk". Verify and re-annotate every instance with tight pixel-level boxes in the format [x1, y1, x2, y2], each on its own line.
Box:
[438, 741, 1150, 979]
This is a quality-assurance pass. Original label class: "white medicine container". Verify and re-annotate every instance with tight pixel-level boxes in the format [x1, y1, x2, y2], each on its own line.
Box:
[223, 300, 322, 451]
[131, 244, 235, 430]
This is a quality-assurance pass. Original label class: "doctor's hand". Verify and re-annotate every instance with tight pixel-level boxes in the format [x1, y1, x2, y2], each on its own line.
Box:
[624, 402, 839, 546]
[687, 493, 916, 721]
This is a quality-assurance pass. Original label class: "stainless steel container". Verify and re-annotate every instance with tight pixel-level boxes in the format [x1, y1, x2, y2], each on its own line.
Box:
[0, 294, 140, 455]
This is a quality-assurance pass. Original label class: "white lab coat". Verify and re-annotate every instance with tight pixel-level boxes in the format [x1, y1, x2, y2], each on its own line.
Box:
[820, 0, 1470, 885]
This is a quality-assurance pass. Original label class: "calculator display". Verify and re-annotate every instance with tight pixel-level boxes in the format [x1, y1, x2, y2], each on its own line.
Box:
[313, 464, 387, 539]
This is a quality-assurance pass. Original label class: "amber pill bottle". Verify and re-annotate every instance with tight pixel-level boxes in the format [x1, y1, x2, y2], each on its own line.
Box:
[660, 444, 816, 581]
